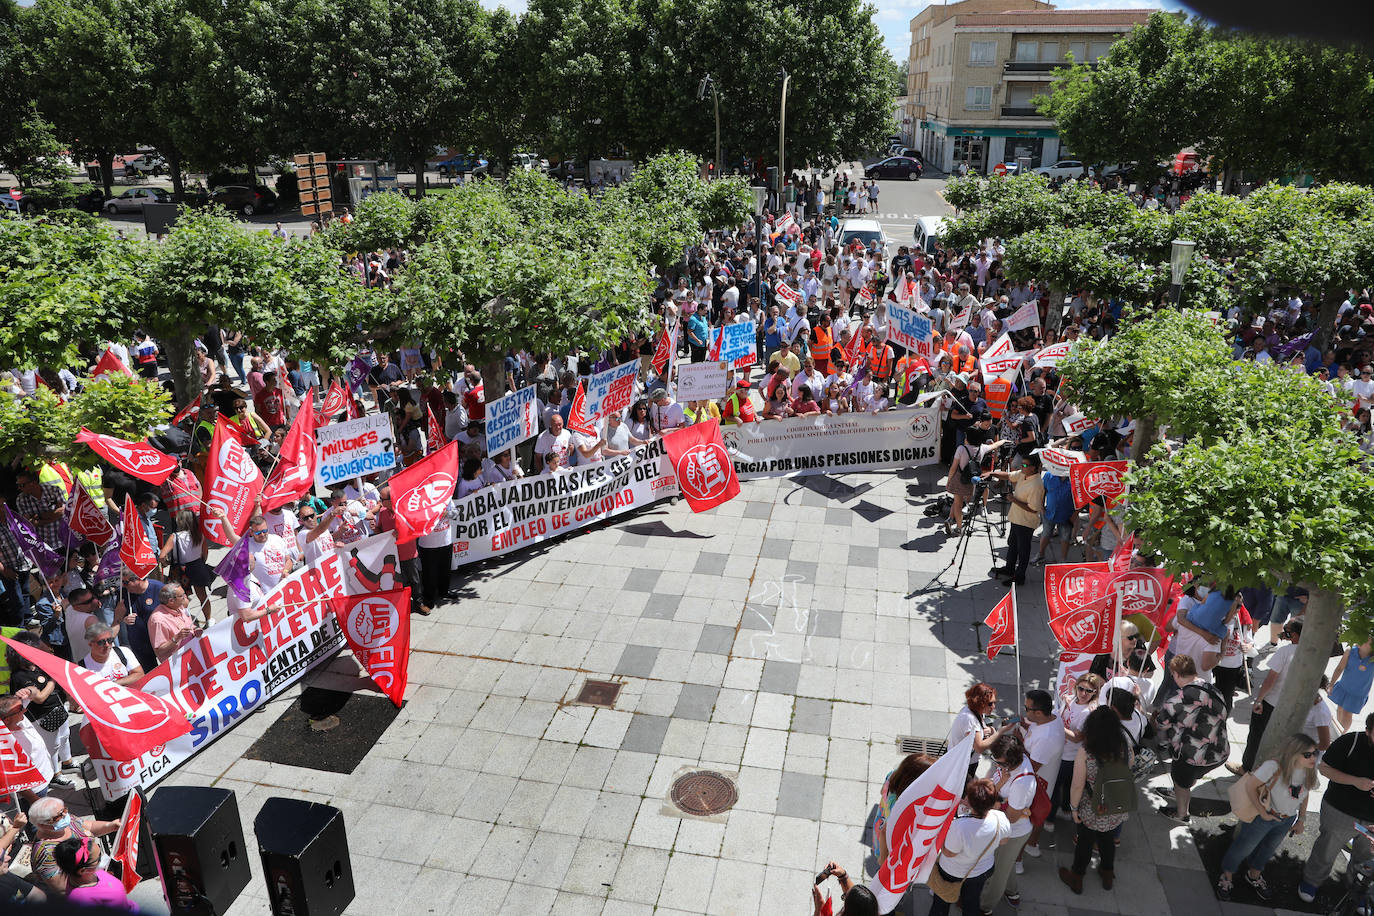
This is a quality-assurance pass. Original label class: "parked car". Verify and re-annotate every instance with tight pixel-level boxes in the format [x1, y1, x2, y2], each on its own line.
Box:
[863, 156, 922, 180]
[913, 215, 946, 255]
[0, 192, 22, 215]
[1033, 159, 1090, 180]
[103, 187, 172, 214]
[837, 218, 890, 254]
[209, 184, 277, 216]
[547, 159, 587, 182]
[434, 155, 486, 177]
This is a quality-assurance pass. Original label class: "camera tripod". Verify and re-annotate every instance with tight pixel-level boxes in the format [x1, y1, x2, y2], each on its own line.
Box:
[911, 473, 1010, 596]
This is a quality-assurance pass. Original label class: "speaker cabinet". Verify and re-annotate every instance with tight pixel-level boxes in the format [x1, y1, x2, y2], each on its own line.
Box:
[147, 786, 250, 915]
[254, 797, 354, 916]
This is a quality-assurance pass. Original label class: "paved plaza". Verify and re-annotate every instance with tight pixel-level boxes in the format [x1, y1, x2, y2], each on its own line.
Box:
[89, 462, 1316, 915]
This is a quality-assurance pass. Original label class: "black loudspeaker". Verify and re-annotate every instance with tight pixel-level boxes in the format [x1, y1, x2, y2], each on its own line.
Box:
[254, 797, 354, 916]
[147, 786, 251, 915]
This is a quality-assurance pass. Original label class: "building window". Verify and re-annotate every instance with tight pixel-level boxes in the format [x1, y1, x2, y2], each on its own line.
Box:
[969, 40, 997, 66]
[1089, 40, 1113, 61]
[965, 86, 992, 111]
[1014, 41, 1038, 62]
[1068, 41, 1086, 62]
[1039, 42, 1059, 62]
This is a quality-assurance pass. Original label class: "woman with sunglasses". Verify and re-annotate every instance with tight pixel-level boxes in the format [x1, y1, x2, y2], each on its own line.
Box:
[53, 835, 135, 910]
[1054, 674, 1103, 824]
[1216, 733, 1318, 901]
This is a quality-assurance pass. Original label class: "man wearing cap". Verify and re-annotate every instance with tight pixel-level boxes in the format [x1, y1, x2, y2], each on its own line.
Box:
[722, 380, 758, 424]
[650, 388, 686, 431]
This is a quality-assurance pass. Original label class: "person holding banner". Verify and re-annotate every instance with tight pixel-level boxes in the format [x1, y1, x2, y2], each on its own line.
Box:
[810, 861, 878, 916]
[147, 584, 202, 663]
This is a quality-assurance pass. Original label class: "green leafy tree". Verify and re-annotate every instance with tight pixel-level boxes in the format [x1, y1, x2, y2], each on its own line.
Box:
[0, 375, 170, 469]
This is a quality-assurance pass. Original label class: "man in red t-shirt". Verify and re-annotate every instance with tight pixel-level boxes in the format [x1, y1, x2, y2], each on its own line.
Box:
[461, 370, 485, 422]
[253, 372, 287, 427]
[721, 380, 758, 424]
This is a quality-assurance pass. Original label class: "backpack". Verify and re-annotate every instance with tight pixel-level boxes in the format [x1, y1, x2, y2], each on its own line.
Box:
[1090, 755, 1139, 816]
[958, 445, 977, 485]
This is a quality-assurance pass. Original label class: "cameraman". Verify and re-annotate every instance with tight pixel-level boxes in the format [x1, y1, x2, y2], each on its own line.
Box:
[986, 452, 1045, 586]
[945, 422, 1006, 536]
[810, 861, 877, 916]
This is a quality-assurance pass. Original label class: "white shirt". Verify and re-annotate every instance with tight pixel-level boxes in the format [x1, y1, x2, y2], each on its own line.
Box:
[1303, 698, 1335, 745]
[296, 526, 335, 567]
[1022, 717, 1065, 792]
[1060, 701, 1093, 761]
[1172, 624, 1218, 682]
[939, 811, 1009, 877]
[651, 401, 686, 430]
[416, 502, 460, 549]
[481, 458, 523, 486]
[534, 429, 572, 464]
[948, 706, 985, 764]
[83, 647, 135, 682]
[997, 759, 1037, 838]
[263, 508, 300, 558]
[1262, 642, 1297, 702]
[249, 533, 293, 590]
[1251, 759, 1310, 817]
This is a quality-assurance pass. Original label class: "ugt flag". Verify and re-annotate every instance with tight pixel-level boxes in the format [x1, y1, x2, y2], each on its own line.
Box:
[119, 495, 158, 579]
[76, 428, 178, 485]
[983, 589, 1016, 660]
[332, 588, 412, 707]
[110, 788, 146, 894]
[200, 416, 264, 545]
[261, 391, 317, 511]
[388, 440, 459, 543]
[868, 733, 974, 912]
[662, 420, 739, 513]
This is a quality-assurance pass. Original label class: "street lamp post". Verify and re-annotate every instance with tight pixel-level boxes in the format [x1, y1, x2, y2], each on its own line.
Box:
[1170, 238, 1196, 308]
[697, 75, 721, 178]
[778, 68, 791, 193]
[751, 186, 768, 304]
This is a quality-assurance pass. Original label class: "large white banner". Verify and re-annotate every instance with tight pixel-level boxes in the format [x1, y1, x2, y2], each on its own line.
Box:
[315, 413, 397, 486]
[89, 534, 399, 800]
[722, 407, 941, 478]
[450, 440, 678, 567]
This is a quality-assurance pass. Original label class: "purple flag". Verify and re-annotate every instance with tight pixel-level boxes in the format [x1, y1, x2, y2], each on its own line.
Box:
[214, 536, 251, 602]
[96, 534, 123, 583]
[345, 355, 372, 392]
[2, 505, 61, 579]
[1272, 331, 1314, 361]
[56, 517, 84, 552]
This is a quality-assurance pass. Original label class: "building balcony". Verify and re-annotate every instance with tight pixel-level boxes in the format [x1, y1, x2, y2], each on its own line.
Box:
[1000, 105, 1047, 118]
[1004, 60, 1086, 73]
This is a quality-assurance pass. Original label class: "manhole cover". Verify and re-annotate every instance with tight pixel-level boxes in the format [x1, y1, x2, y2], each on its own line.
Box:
[670, 770, 738, 817]
[575, 679, 622, 708]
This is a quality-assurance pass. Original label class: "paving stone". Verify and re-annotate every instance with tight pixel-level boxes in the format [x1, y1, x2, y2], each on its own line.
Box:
[696, 624, 736, 655]
[693, 552, 730, 575]
[620, 714, 671, 755]
[615, 644, 660, 677]
[775, 770, 825, 821]
[623, 568, 662, 592]
[642, 593, 681, 620]
[759, 659, 802, 695]
[792, 698, 833, 736]
[674, 684, 720, 721]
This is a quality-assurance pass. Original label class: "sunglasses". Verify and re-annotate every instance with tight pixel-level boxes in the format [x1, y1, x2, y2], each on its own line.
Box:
[1076, 686, 1094, 695]
[1301, 751, 1317, 759]
[299, 513, 316, 520]
[251, 530, 268, 536]
[91, 638, 116, 646]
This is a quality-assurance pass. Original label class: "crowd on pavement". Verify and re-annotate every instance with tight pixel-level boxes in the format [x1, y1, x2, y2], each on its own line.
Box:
[3, 193, 1374, 912]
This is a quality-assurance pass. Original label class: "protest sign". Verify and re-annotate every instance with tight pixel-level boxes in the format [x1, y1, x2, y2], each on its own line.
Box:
[887, 301, 932, 356]
[567, 382, 597, 436]
[981, 355, 1022, 385]
[1069, 460, 1128, 508]
[948, 307, 970, 333]
[983, 333, 1014, 362]
[315, 413, 397, 486]
[486, 386, 539, 456]
[1005, 301, 1040, 332]
[586, 361, 638, 418]
[723, 407, 941, 479]
[676, 362, 729, 401]
[1037, 446, 1085, 478]
[448, 440, 677, 567]
[714, 321, 757, 369]
[774, 280, 801, 308]
[89, 533, 396, 800]
[1062, 413, 1097, 436]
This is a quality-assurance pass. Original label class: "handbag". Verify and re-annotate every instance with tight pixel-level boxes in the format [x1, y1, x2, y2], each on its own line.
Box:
[1228, 769, 1280, 823]
[36, 703, 68, 732]
[1029, 775, 1053, 827]
[928, 823, 999, 904]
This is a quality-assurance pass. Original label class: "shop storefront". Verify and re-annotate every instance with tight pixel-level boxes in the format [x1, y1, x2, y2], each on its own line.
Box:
[916, 121, 1059, 175]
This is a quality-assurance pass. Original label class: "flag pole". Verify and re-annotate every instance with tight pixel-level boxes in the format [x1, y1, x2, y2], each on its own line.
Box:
[1012, 587, 1022, 705]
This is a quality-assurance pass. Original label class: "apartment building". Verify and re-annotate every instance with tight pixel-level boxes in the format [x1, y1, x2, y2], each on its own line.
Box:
[905, 1, 1152, 174]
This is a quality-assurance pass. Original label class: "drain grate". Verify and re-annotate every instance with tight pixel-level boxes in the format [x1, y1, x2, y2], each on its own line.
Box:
[896, 735, 948, 758]
[574, 679, 623, 708]
[669, 770, 739, 817]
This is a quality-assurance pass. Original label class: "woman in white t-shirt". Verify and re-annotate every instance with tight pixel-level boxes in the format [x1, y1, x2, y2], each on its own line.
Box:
[1215, 733, 1317, 902]
[947, 682, 1016, 776]
[980, 735, 1037, 912]
[1055, 674, 1103, 821]
[1302, 680, 1335, 757]
[1213, 612, 1254, 713]
[928, 779, 1010, 916]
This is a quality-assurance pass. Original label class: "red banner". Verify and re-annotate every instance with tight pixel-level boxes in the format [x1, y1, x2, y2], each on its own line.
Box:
[651, 319, 678, 375]
[68, 483, 115, 546]
[567, 381, 596, 436]
[2, 636, 190, 762]
[110, 788, 145, 893]
[119, 495, 158, 578]
[93, 347, 136, 380]
[984, 590, 1016, 660]
[0, 728, 50, 793]
[200, 416, 264, 546]
[261, 392, 316, 511]
[1044, 561, 1115, 655]
[663, 420, 739, 512]
[1109, 533, 1135, 572]
[320, 380, 349, 423]
[332, 588, 411, 707]
[388, 440, 458, 543]
[1069, 460, 1128, 509]
[76, 428, 178, 485]
[427, 404, 446, 452]
[1085, 566, 1178, 627]
[170, 393, 201, 428]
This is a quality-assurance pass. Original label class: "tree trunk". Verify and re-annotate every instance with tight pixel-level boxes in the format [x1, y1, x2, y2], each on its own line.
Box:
[480, 354, 507, 406]
[1313, 287, 1344, 354]
[97, 150, 115, 199]
[1256, 585, 1344, 764]
[1045, 285, 1065, 335]
[163, 325, 202, 408]
[413, 156, 426, 198]
[1131, 412, 1163, 466]
[168, 153, 185, 202]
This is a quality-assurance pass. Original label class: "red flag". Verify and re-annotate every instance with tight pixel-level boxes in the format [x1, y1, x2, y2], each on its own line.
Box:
[663, 420, 739, 512]
[170, 393, 201, 428]
[346, 395, 362, 420]
[427, 404, 446, 452]
[706, 324, 726, 361]
[1068, 460, 1128, 509]
[68, 484, 115, 546]
[1, 636, 190, 761]
[110, 788, 145, 894]
[261, 390, 317, 511]
[844, 325, 866, 364]
[1044, 562, 1115, 654]
[388, 440, 459, 543]
[119, 495, 158, 578]
[1084, 565, 1178, 628]
[0, 729, 51, 793]
[93, 347, 136, 380]
[321, 380, 349, 420]
[76, 428, 178, 485]
[1109, 533, 1135, 572]
[651, 319, 678, 375]
[1045, 562, 1110, 622]
[332, 588, 411, 707]
[984, 589, 1016, 660]
[200, 416, 264, 546]
[567, 381, 597, 436]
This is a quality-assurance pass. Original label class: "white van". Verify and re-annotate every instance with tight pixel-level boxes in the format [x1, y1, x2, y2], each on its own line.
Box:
[913, 215, 946, 254]
[837, 218, 889, 254]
